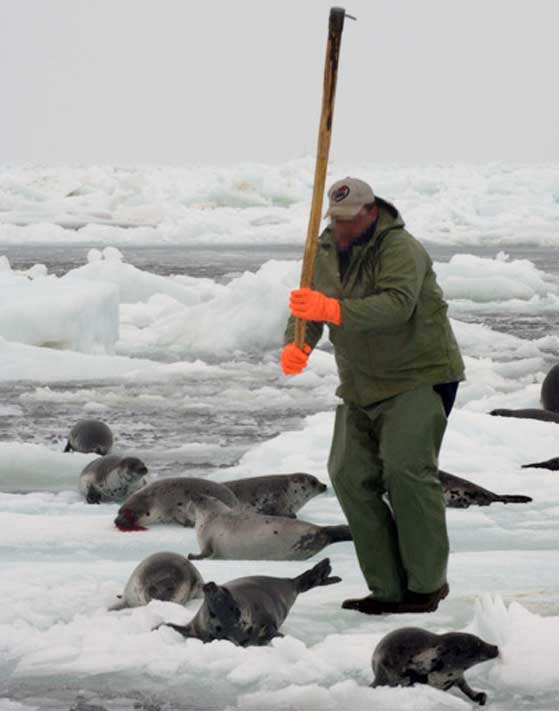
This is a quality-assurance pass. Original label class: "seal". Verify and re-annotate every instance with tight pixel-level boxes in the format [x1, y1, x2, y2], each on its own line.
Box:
[79, 455, 149, 503]
[186, 494, 352, 561]
[489, 408, 559, 423]
[522, 456, 559, 471]
[109, 552, 204, 611]
[64, 419, 114, 455]
[223, 473, 327, 518]
[439, 470, 532, 508]
[541, 363, 559, 412]
[114, 477, 239, 531]
[159, 557, 340, 646]
[371, 627, 499, 706]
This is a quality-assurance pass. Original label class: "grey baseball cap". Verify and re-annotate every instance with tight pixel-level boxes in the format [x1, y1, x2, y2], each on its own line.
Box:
[324, 177, 376, 220]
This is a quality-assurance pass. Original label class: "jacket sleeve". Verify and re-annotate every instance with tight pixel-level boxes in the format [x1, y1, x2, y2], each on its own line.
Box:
[339, 233, 428, 333]
[284, 314, 324, 350]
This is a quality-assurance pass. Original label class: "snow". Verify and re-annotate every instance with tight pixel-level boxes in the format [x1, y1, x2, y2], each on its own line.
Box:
[1, 162, 559, 710]
[1, 161, 559, 246]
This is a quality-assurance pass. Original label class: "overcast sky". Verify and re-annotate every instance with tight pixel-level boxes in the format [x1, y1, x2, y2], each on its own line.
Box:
[1, 0, 558, 165]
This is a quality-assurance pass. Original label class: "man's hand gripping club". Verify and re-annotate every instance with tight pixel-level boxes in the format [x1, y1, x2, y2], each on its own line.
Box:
[281, 289, 342, 375]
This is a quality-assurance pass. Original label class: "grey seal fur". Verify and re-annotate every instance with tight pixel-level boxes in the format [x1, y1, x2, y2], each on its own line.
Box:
[489, 408, 559, 423]
[186, 494, 352, 561]
[160, 557, 340, 646]
[64, 419, 114, 455]
[223, 473, 327, 518]
[541, 363, 559, 412]
[439, 470, 532, 508]
[114, 477, 239, 531]
[371, 627, 499, 706]
[79, 455, 148, 503]
[109, 551, 204, 611]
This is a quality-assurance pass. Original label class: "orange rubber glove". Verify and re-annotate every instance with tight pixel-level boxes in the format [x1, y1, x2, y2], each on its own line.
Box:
[281, 342, 312, 375]
[289, 288, 342, 325]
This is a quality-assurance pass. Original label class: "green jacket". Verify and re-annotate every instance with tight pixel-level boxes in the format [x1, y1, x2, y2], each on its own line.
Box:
[285, 197, 465, 407]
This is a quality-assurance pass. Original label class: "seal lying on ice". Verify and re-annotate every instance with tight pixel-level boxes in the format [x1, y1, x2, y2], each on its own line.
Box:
[187, 494, 352, 561]
[114, 477, 239, 531]
[371, 627, 499, 706]
[223, 472, 327, 517]
[439, 470, 532, 508]
[79, 455, 148, 503]
[64, 419, 114, 454]
[160, 557, 340, 646]
[109, 552, 203, 610]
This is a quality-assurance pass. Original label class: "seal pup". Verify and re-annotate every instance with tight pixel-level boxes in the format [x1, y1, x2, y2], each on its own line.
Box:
[439, 470, 532, 508]
[371, 627, 499, 706]
[160, 557, 340, 646]
[114, 477, 239, 531]
[79, 455, 149, 503]
[64, 419, 114, 455]
[522, 456, 559, 471]
[109, 552, 204, 611]
[489, 408, 559, 423]
[541, 363, 559, 412]
[187, 494, 352, 561]
[223, 473, 327, 518]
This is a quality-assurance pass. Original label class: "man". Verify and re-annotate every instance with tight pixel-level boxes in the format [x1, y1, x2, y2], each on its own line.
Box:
[281, 177, 465, 615]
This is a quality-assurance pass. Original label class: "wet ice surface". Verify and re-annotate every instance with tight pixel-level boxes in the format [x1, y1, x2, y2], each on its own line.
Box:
[2, 201, 559, 707]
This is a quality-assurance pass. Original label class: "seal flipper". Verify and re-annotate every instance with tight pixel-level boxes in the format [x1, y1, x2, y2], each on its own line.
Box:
[172, 506, 195, 527]
[188, 544, 213, 561]
[85, 486, 102, 504]
[493, 494, 532, 504]
[522, 457, 559, 471]
[370, 665, 391, 688]
[158, 622, 196, 639]
[323, 524, 352, 543]
[294, 557, 342, 593]
[108, 595, 127, 612]
[255, 622, 283, 645]
[64, 441, 73, 452]
[455, 677, 487, 706]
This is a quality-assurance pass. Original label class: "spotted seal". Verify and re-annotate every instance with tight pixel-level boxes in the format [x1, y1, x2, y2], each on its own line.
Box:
[159, 557, 340, 646]
[186, 494, 352, 561]
[371, 627, 499, 705]
[79, 455, 148, 503]
[64, 419, 114, 454]
[114, 477, 239, 531]
[223, 473, 327, 518]
[109, 552, 204, 611]
[439, 470, 532, 508]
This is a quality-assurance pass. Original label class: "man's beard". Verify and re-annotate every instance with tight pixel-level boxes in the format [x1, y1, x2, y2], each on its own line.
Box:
[334, 220, 376, 253]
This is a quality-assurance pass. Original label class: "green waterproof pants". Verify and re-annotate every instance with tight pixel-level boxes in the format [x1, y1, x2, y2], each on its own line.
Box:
[328, 383, 449, 601]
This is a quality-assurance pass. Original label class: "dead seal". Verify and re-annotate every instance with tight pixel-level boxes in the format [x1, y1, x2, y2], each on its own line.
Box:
[114, 477, 239, 531]
[64, 419, 114, 455]
[79, 455, 149, 503]
[223, 473, 327, 518]
[371, 627, 499, 706]
[489, 408, 559, 423]
[159, 557, 340, 646]
[186, 494, 352, 561]
[109, 552, 204, 611]
[439, 470, 532, 508]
